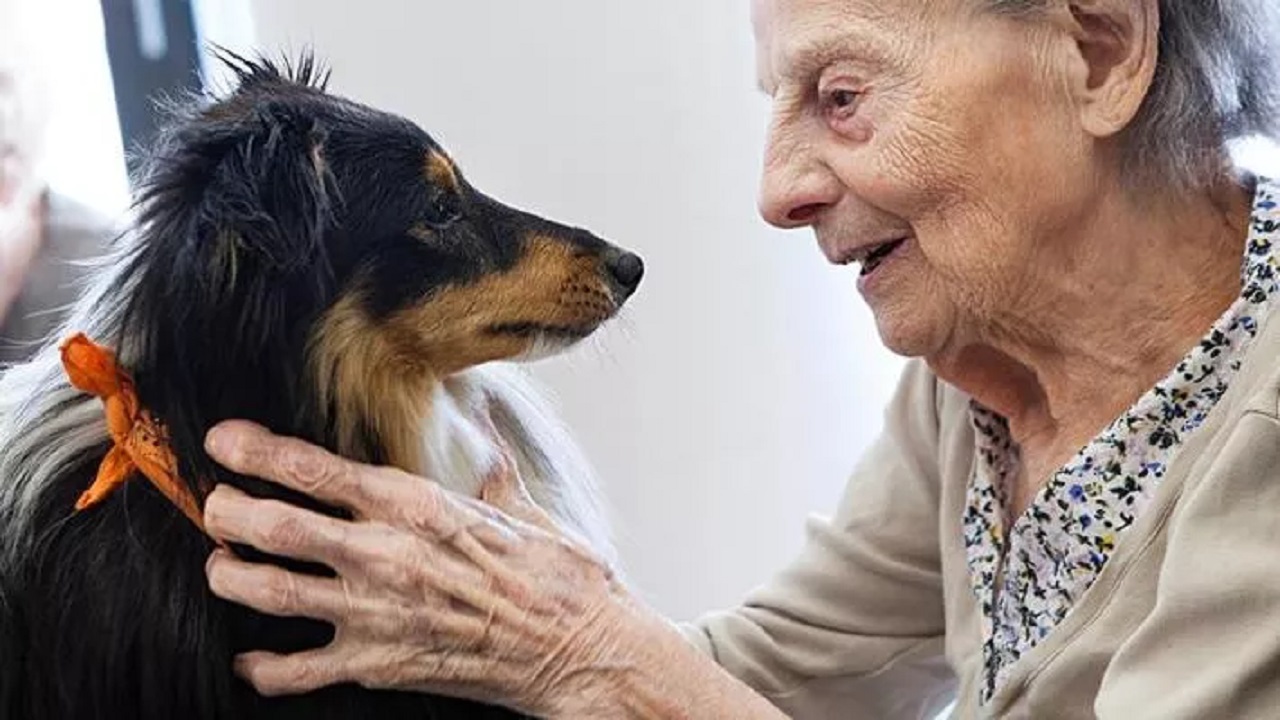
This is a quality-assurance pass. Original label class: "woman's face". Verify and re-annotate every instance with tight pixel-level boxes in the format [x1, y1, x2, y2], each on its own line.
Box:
[754, 0, 1104, 359]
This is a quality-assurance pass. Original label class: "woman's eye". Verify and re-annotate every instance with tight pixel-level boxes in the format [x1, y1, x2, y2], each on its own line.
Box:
[831, 89, 859, 107]
[822, 88, 862, 120]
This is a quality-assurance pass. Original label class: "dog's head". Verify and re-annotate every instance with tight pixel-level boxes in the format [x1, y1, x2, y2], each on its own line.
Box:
[119, 52, 642, 474]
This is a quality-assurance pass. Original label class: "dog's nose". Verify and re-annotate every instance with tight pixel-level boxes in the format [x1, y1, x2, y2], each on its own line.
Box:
[607, 250, 645, 296]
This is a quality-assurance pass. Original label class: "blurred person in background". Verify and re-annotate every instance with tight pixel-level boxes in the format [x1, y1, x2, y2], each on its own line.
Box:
[0, 0, 115, 366]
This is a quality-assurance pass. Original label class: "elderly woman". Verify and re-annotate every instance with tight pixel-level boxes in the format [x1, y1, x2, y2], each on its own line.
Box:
[200, 0, 1280, 717]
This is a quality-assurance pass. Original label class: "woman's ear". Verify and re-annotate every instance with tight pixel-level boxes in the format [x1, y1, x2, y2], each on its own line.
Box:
[1064, 0, 1159, 139]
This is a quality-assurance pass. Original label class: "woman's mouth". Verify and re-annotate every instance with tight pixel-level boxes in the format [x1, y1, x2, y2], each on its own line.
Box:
[857, 237, 908, 276]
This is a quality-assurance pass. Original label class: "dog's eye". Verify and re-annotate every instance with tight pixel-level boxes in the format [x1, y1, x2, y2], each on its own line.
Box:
[424, 188, 462, 228]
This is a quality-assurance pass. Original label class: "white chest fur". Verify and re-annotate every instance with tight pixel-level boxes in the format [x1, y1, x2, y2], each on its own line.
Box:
[417, 365, 616, 566]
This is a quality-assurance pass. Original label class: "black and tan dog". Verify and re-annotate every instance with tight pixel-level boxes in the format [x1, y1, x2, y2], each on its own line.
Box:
[0, 51, 641, 720]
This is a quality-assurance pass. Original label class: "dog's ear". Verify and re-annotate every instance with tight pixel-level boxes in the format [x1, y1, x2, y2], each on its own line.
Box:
[125, 97, 340, 374]
[196, 102, 335, 291]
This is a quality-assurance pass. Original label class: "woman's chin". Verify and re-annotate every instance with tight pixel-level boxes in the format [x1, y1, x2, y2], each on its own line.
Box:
[870, 307, 951, 360]
[873, 324, 930, 359]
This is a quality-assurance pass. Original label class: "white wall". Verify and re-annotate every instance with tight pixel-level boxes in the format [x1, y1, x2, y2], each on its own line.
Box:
[214, 0, 908, 621]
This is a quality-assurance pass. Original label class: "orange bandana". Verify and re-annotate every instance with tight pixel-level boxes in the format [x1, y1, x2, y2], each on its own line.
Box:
[60, 333, 209, 533]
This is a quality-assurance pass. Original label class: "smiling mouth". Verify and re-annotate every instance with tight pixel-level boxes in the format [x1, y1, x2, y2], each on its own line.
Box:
[855, 238, 907, 276]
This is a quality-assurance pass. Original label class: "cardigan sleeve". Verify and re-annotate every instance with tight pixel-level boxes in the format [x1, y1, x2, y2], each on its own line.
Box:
[1094, 410, 1280, 719]
[679, 360, 958, 719]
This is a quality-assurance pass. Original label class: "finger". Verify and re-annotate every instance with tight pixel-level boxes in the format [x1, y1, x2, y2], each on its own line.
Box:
[460, 491, 617, 588]
[477, 454, 558, 535]
[472, 401, 525, 503]
[206, 544, 495, 645]
[204, 484, 363, 571]
[471, 418, 550, 529]
[206, 549, 351, 623]
[205, 420, 381, 515]
[234, 647, 350, 697]
[237, 644, 507, 702]
[357, 594, 495, 645]
[207, 420, 467, 530]
[397, 653, 559, 714]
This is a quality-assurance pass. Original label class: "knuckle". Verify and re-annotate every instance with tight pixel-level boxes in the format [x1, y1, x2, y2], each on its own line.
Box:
[262, 573, 298, 613]
[402, 486, 448, 535]
[383, 557, 417, 592]
[262, 509, 311, 551]
[262, 669, 307, 696]
[286, 662, 316, 689]
[372, 535, 424, 589]
[281, 446, 339, 492]
[357, 663, 401, 691]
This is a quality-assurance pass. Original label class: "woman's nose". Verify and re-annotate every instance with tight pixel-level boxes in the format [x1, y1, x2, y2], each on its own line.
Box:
[757, 124, 841, 229]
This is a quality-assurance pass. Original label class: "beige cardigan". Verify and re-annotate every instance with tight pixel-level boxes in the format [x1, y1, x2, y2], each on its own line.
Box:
[682, 302, 1280, 719]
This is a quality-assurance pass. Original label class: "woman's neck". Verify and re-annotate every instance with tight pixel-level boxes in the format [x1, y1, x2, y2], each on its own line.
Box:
[932, 177, 1253, 461]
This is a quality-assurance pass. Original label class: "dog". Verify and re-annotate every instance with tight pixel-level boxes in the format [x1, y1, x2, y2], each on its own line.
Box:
[0, 51, 642, 720]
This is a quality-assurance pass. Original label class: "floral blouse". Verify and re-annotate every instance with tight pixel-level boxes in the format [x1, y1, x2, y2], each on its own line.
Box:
[963, 176, 1280, 703]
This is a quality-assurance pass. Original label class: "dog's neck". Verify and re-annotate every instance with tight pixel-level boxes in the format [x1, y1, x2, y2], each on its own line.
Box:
[398, 375, 501, 497]
[317, 368, 494, 491]
[304, 298, 614, 559]
[306, 294, 510, 496]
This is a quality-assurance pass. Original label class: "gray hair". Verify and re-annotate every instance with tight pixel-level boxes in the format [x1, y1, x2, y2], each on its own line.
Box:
[986, 0, 1280, 190]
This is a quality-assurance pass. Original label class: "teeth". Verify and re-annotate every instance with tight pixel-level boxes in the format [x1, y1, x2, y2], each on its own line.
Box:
[836, 237, 907, 268]
[841, 247, 876, 266]
[846, 241, 889, 266]
[857, 239, 904, 275]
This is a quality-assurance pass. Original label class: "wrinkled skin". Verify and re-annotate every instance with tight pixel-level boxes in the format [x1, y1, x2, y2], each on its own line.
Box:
[203, 420, 636, 717]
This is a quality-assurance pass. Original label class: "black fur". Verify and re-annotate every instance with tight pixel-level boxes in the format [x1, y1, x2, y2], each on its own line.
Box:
[0, 51, 631, 719]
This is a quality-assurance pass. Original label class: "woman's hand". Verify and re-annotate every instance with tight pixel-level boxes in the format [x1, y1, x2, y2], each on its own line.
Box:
[201, 419, 640, 717]
[202, 420, 788, 719]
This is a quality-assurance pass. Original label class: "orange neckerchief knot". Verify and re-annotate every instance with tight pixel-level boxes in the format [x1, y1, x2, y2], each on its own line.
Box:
[60, 333, 208, 533]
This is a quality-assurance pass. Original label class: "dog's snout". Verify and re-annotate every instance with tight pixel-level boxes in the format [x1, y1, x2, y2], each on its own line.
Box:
[607, 250, 644, 297]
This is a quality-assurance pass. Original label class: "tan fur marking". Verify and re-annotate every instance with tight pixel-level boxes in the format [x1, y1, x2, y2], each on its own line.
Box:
[425, 150, 461, 193]
[307, 235, 616, 474]
[308, 292, 435, 473]
[385, 236, 614, 374]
